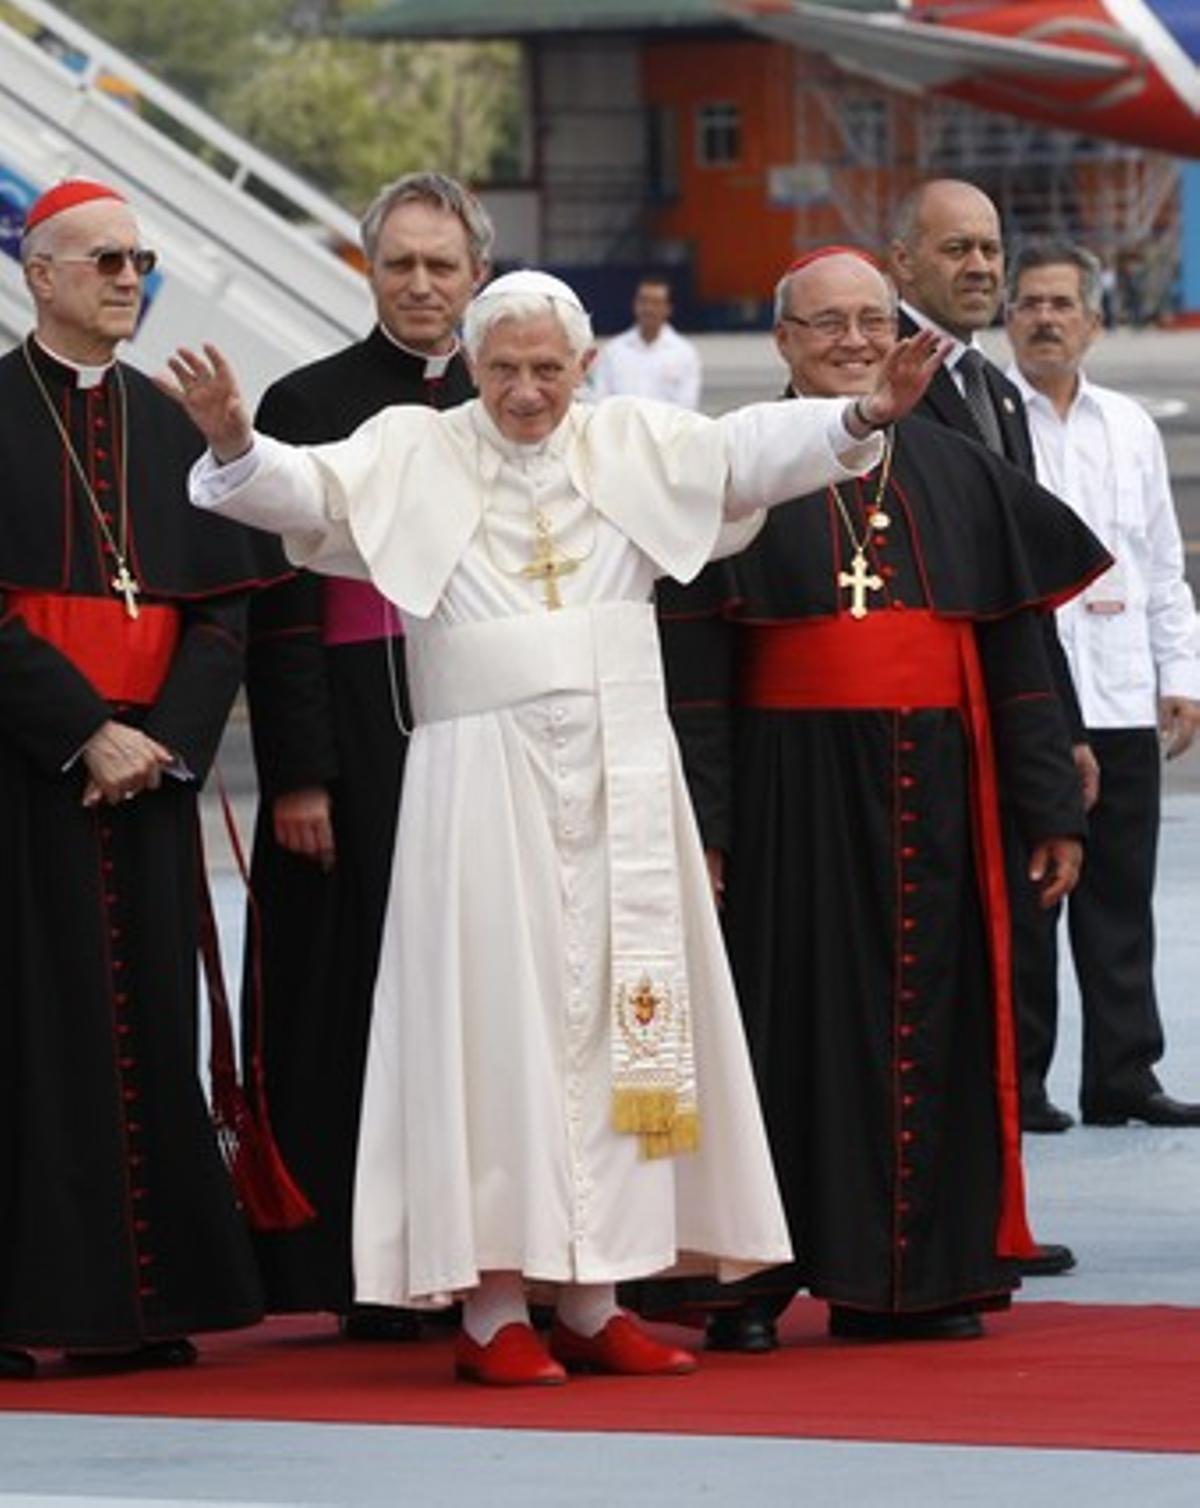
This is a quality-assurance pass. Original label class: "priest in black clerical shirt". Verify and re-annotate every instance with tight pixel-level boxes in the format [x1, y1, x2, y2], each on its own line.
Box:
[654, 247, 1109, 1351]
[240, 173, 492, 1336]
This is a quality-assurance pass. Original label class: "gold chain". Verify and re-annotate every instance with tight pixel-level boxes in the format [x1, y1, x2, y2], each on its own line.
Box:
[828, 430, 894, 549]
[22, 339, 140, 618]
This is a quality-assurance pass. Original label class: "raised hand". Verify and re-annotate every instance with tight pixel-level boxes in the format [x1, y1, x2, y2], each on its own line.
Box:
[859, 327, 952, 427]
[157, 344, 253, 463]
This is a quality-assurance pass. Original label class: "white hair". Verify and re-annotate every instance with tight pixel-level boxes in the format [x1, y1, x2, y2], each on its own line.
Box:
[462, 289, 594, 361]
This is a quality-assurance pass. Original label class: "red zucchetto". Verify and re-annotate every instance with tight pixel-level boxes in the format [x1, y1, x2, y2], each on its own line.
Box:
[23, 178, 127, 233]
[785, 245, 882, 275]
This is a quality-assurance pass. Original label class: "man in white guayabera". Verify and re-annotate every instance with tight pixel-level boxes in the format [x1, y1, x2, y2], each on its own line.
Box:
[167, 268, 947, 1388]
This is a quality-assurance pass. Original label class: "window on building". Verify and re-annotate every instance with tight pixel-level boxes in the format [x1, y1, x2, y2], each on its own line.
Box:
[840, 97, 891, 164]
[696, 102, 741, 167]
[648, 106, 680, 201]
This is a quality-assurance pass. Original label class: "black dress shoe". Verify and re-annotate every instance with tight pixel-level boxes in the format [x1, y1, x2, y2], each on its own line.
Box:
[341, 1304, 423, 1342]
[705, 1305, 779, 1354]
[1021, 1094, 1075, 1134]
[828, 1306, 983, 1341]
[64, 1337, 198, 1372]
[1018, 1242, 1077, 1277]
[0, 1347, 36, 1380]
[1082, 1091, 1200, 1128]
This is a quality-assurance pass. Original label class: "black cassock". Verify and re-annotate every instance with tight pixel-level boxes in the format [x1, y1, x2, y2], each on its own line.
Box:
[0, 340, 279, 1348]
[242, 327, 474, 1312]
[661, 414, 1108, 1315]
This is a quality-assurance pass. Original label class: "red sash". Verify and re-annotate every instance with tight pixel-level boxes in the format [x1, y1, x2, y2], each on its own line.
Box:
[739, 609, 1035, 1259]
[4, 591, 180, 705]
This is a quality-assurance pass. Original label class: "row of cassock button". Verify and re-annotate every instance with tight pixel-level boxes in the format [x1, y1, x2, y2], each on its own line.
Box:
[894, 724, 920, 1263]
[96, 769, 158, 1303]
[550, 698, 593, 1249]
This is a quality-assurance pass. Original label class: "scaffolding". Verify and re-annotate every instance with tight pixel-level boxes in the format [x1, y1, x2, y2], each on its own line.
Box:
[794, 57, 1181, 321]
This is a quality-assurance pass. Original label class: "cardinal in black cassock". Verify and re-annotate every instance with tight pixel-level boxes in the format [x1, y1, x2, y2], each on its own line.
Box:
[0, 180, 281, 1375]
[241, 179, 481, 1325]
[654, 249, 1110, 1348]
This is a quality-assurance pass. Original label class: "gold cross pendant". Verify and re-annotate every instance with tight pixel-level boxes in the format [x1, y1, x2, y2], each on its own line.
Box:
[837, 549, 882, 620]
[521, 527, 578, 611]
[111, 563, 141, 620]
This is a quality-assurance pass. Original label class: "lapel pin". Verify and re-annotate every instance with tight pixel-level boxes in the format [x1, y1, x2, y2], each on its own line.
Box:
[1002, 396, 1016, 414]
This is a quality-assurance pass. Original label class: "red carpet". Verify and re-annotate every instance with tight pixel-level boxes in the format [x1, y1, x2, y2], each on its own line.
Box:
[3, 1300, 1198, 1453]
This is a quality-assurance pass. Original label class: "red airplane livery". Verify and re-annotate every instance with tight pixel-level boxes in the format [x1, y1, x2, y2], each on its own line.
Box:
[730, 1, 1200, 156]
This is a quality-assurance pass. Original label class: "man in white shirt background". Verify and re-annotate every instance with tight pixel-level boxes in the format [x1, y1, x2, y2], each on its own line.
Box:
[1006, 239, 1200, 1129]
[590, 276, 702, 409]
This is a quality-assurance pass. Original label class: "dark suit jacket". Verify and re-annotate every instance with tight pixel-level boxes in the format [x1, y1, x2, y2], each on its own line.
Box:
[898, 307, 1084, 742]
[900, 310, 1035, 474]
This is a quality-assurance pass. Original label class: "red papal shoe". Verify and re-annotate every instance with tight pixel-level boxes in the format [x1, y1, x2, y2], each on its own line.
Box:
[454, 1323, 567, 1386]
[549, 1313, 698, 1376]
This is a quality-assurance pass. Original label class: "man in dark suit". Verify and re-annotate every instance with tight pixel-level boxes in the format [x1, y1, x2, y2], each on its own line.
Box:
[889, 178, 1089, 1274]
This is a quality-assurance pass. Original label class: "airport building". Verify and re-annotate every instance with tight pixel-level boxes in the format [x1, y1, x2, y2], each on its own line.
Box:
[347, 0, 1195, 332]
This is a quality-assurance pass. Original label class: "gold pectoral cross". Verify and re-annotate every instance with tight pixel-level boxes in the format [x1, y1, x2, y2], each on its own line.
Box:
[837, 549, 882, 620]
[521, 524, 578, 611]
[111, 563, 141, 620]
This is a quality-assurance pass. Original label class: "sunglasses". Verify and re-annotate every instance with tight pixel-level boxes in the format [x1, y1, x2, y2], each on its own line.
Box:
[48, 247, 158, 277]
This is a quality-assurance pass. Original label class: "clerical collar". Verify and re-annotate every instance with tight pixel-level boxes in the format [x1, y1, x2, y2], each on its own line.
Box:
[377, 323, 459, 379]
[30, 335, 114, 389]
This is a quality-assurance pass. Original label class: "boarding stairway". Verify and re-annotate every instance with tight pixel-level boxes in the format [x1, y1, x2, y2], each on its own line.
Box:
[0, 0, 372, 402]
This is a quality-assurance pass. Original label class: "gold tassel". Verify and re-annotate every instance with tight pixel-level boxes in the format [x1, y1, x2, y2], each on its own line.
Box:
[639, 1109, 700, 1160]
[612, 1086, 679, 1135]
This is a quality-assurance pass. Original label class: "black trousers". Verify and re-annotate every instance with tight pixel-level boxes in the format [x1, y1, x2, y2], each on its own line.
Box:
[1016, 727, 1165, 1109]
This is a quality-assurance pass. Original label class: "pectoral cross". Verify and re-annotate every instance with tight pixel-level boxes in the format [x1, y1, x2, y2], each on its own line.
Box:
[837, 550, 882, 620]
[521, 525, 578, 611]
[111, 563, 141, 620]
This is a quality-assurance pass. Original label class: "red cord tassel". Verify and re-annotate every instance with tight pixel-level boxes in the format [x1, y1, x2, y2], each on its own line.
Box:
[198, 806, 315, 1231]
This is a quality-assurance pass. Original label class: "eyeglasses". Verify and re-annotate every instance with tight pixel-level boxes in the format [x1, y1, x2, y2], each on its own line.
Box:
[780, 310, 895, 340]
[45, 247, 158, 277]
[1010, 295, 1084, 317]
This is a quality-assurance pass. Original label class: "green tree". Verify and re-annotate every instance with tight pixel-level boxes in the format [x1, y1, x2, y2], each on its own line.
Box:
[43, 0, 521, 206]
[217, 38, 519, 208]
[53, 0, 293, 104]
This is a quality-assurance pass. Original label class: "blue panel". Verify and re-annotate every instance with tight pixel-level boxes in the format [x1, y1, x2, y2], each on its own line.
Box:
[1180, 160, 1200, 313]
[0, 162, 39, 261]
[1149, 1, 1200, 64]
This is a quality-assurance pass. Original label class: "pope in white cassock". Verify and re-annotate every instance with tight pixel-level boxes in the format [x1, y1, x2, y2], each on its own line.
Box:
[171, 270, 946, 1386]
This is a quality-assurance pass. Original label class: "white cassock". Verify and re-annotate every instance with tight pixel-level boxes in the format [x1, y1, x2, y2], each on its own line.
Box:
[192, 394, 882, 1306]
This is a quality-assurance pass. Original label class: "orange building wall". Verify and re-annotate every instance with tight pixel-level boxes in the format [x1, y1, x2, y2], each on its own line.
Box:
[643, 38, 796, 307]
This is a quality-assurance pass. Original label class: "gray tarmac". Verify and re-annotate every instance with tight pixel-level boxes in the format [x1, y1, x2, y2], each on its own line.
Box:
[3, 327, 1199, 1505]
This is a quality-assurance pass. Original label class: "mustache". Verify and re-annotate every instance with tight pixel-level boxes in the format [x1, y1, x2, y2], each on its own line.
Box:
[1031, 326, 1062, 343]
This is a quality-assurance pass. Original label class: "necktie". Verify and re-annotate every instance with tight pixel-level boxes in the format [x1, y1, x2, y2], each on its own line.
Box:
[956, 347, 1004, 456]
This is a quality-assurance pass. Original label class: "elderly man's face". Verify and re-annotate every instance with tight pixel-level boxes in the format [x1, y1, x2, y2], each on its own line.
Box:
[25, 200, 146, 361]
[474, 314, 590, 443]
[775, 256, 897, 398]
[1006, 262, 1100, 388]
[368, 199, 480, 353]
[891, 183, 1004, 341]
